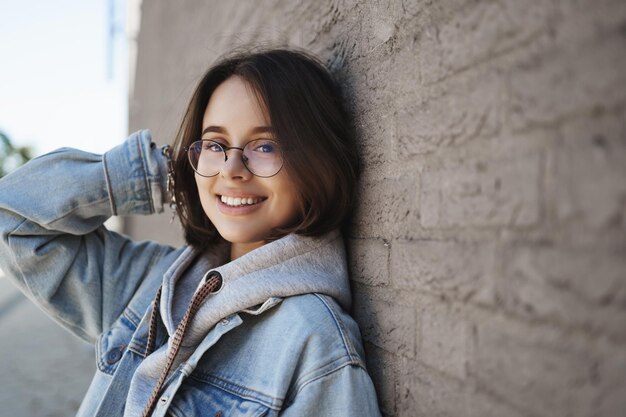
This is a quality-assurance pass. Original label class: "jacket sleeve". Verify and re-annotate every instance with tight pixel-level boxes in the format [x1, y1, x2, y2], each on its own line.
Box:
[0, 129, 179, 343]
[279, 363, 383, 417]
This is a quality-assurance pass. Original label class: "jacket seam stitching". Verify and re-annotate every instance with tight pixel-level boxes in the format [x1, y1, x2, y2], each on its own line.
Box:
[187, 373, 282, 410]
[313, 293, 358, 361]
[135, 133, 155, 214]
[102, 152, 118, 216]
[122, 307, 141, 328]
[285, 354, 363, 403]
[285, 362, 365, 408]
[35, 198, 111, 227]
[128, 344, 147, 356]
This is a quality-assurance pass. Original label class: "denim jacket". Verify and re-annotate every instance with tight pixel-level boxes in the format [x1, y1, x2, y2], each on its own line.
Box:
[0, 130, 382, 417]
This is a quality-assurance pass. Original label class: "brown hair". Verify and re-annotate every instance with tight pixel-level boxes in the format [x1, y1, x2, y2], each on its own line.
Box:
[172, 47, 359, 251]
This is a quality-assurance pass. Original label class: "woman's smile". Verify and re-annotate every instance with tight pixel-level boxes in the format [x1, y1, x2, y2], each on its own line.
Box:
[216, 193, 268, 214]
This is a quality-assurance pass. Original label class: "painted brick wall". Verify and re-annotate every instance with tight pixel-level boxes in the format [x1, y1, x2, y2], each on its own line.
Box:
[128, 1, 626, 416]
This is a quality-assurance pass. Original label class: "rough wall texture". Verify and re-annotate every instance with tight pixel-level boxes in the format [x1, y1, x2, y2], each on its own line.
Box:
[129, 1, 626, 416]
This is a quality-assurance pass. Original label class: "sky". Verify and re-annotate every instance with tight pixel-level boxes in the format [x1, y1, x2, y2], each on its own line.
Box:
[0, 0, 128, 156]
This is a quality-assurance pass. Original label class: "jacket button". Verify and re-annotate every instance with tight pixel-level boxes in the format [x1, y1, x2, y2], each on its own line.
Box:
[106, 347, 123, 364]
[220, 318, 229, 326]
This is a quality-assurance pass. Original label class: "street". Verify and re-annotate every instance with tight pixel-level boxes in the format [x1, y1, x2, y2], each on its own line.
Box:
[0, 273, 94, 416]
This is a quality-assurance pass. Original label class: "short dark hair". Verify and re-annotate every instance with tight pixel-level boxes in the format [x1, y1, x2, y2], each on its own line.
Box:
[172, 47, 359, 251]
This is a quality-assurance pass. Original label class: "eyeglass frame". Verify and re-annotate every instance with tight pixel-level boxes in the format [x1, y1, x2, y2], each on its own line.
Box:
[184, 139, 285, 178]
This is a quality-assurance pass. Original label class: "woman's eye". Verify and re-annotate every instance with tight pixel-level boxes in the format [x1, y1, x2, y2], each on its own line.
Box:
[202, 142, 223, 152]
[254, 142, 275, 153]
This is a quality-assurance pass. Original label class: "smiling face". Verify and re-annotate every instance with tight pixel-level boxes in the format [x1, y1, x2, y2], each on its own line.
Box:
[195, 75, 301, 259]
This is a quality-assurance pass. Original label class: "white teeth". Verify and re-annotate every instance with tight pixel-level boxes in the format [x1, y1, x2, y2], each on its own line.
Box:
[220, 195, 264, 206]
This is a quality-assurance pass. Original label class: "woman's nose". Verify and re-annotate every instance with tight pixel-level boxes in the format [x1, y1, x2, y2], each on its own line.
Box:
[220, 148, 252, 180]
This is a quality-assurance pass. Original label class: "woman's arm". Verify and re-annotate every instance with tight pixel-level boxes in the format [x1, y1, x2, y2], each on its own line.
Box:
[0, 130, 178, 343]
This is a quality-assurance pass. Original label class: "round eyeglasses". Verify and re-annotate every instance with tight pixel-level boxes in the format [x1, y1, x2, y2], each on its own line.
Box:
[186, 139, 284, 178]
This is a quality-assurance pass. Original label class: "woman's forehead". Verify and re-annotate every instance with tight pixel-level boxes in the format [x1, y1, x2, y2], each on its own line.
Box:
[202, 76, 270, 131]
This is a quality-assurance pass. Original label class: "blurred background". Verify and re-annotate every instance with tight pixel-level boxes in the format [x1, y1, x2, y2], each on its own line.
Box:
[0, 0, 135, 415]
[0, 0, 129, 156]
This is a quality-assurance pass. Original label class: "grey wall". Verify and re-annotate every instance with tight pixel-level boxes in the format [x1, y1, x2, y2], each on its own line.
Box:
[128, 1, 626, 416]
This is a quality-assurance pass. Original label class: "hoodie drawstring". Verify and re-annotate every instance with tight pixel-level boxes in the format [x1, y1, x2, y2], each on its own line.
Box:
[144, 286, 162, 357]
[142, 271, 223, 417]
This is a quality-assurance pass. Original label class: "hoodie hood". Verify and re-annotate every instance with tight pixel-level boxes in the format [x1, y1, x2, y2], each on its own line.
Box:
[159, 228, 351, 346]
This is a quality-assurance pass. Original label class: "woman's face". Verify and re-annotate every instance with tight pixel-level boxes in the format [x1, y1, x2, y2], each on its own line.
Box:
[195, 75, 300, 255]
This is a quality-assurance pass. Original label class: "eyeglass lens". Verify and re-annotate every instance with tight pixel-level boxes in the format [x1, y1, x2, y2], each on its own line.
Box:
[187, 139, 283, 177]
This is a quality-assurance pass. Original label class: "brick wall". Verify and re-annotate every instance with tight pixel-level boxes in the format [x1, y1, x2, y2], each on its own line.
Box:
[129, 1, 626, 416]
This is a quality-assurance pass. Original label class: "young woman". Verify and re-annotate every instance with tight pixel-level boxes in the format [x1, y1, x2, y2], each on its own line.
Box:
[0, 48, 382, 416]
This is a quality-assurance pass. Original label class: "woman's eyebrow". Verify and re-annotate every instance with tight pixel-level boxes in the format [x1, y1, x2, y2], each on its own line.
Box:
[201, 125, 274, 135]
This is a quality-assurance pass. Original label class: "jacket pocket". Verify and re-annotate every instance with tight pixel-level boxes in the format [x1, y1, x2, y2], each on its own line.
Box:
[96, 309, 137, 375]
[167, 376, 271, 417]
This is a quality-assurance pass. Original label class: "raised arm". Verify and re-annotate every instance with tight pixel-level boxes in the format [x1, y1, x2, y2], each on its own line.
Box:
[0, 130, 180, 342]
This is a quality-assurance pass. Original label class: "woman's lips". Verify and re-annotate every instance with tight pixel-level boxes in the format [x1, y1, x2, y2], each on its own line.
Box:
[216, 194, 267, 215]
